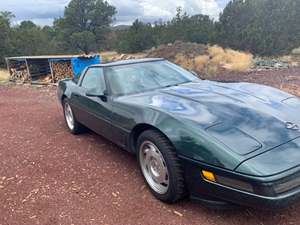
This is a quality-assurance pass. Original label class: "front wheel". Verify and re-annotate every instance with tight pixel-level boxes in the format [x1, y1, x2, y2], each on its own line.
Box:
[63, 99, 83, 134]
[137, 130, 186, 203]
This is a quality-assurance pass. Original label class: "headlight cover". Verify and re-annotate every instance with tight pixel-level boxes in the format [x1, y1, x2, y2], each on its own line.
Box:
[206, 124, 262, 155]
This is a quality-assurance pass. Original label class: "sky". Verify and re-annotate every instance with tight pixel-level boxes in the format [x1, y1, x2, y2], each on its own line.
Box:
[0, 0, 230, 26]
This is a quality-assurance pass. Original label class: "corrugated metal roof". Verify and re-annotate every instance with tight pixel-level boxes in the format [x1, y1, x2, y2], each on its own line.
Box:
[6, 55, 98, 60]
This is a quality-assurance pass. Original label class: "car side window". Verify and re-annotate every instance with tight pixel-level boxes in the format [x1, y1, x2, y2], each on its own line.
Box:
[81, 68, 106, 92]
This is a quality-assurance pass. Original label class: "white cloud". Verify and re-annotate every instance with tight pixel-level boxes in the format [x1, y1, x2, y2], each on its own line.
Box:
[140, 0, 176, 18]
[184, 0, 222, 19]
[111, 0, 224, 26]
[1, 0, 68, 19]
[110, 0, 223, 24]
[0, 0, 227, 26]
[139, 0, 221, 20]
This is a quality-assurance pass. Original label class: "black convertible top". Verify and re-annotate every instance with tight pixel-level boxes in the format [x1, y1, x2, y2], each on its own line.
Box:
[91, 58, 165, 68]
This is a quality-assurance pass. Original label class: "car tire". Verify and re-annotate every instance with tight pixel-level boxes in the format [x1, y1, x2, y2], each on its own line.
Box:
[137, 129, 186, 203]
[63, 98, 83, 135]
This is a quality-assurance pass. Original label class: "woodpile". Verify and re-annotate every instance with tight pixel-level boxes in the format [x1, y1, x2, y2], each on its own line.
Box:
[6, 54, 100, 84]
[10, 67, 29, 82]
[51, 61, 75, 82]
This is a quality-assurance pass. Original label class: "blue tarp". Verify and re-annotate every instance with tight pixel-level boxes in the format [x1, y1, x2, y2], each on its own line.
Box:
[71, 56, 101, 78]
[48, 55, 101, 78]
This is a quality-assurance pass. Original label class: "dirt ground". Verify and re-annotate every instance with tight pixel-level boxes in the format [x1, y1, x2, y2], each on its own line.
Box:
[211, 67, 300, 97]
[1, 68, 300, 225]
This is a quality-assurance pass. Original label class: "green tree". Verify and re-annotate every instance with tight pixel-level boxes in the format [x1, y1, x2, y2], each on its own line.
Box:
[10, 21, 59, 56]
[150, 7, 215, 45]
[70, 31, 97, 53]
[184, 14, 216, 44]
[117, 20, 156, 53]
[218, 0, 300, 55]
[0, 12, 13, 66]
[115, 7, 216, 53]
[1, 11, 14, 24]
[54, 0, 116, 54]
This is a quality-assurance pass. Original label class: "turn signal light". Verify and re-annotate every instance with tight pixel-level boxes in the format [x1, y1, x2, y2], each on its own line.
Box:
[201, 171, 254, 193]
[202, 170, 216, 182]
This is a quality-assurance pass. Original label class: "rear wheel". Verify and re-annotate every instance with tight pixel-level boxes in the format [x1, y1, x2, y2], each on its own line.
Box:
[63, 99, 83, 134]
[137, 130, 186, 203]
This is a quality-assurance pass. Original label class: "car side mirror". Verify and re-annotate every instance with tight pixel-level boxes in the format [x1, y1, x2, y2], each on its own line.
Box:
[86, 89, 108, 102]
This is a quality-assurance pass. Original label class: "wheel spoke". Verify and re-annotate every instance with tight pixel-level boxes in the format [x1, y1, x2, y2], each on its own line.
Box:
[151, 174, 161, 184]
[149, 146, 161, 158]
[160, 166, 169, 184]
[143, 148, 152, 165]
[153, 172, 166, 184]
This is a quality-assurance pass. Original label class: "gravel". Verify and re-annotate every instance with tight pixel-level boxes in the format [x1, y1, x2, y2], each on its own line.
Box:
[1, 78, 300, 225]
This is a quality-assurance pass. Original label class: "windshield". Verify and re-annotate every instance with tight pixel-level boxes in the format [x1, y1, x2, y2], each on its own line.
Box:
[106, 60, 198, 95]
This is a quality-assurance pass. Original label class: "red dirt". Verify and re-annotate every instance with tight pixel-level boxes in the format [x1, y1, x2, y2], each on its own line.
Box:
[1, 72, 300, 225]
[210, 67, 300, 97]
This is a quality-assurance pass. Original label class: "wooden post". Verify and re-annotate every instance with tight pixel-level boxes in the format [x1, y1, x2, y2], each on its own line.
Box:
[25, 59, 31, 81]
[5, 58, 12, 78]
[49, 60, 54, 83]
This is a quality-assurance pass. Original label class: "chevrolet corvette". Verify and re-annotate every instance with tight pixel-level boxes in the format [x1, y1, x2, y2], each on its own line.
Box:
[57, 58, 300, 209]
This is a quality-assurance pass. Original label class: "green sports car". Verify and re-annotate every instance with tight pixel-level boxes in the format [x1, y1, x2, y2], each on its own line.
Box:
[58, 58, 300, 209]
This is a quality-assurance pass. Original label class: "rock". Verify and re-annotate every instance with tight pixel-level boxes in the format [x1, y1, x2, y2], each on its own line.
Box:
[254, 59, 289, 70]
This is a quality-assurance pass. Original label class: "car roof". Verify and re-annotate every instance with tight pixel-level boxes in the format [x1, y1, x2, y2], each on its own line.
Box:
[91, 58, 165, 68]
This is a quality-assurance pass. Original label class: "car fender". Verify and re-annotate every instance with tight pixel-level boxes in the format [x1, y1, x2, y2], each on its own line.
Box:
[128, 106, 242, 171]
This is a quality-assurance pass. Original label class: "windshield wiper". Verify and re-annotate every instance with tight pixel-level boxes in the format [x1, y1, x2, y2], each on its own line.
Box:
[162, 81, 192, 89]
[162, 84, 174, 88]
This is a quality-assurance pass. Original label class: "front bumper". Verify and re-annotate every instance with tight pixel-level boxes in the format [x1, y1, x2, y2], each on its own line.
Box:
[180, 156, 300, 209]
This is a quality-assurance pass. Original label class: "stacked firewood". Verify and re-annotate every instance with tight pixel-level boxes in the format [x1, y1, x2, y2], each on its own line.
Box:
[10, 67, 29, 82]
[51, 61, 75, 82]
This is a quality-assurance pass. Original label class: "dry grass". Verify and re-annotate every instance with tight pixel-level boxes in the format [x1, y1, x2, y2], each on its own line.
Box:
[208, 45, 225, 57]
[208, 45, 253, 72]
[291, 47, 300, 55]
[280, 55, 293, 63]
[174, 45, 253, 76]
[0, 69, 9, 82]
[102, 45, 253, 77]
[174, 54, 194, 71]
[194, 55, 210, 72]
[280, 55, 299, 67]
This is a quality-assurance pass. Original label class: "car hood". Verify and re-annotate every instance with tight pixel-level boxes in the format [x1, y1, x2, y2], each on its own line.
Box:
[121, 81, 300, 175]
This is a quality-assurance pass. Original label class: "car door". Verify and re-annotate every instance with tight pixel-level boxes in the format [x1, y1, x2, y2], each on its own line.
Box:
[71, 67, 113, 140]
